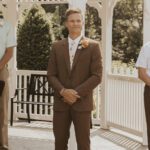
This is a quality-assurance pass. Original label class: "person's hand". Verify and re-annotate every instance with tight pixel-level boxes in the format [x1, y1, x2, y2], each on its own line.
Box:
[60, 89, 80, 105]
[63, 99, 74, 105]
[0, 63, 4, 70]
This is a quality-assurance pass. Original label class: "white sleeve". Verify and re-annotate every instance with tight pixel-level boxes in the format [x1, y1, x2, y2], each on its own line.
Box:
[6, 23, 16, 48]
[135, 46, 148, 69]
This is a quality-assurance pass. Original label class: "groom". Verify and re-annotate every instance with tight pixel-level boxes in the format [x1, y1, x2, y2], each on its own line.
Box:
[47, 8, 102, 150]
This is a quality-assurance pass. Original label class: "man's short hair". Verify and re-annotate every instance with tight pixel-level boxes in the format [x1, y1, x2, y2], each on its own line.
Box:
[65, 8, 82, 21]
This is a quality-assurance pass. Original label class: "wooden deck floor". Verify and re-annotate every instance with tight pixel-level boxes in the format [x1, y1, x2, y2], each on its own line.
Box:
[8, 121, 148, 150]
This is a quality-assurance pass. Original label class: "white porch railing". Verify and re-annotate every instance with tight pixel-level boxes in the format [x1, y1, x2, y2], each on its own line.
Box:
[107, 66, 145, 137]
[13, 70, 101, 124]
[13, 67, 146, 143]
[13, 70, 54, 121]
[107, 74, 144, 136]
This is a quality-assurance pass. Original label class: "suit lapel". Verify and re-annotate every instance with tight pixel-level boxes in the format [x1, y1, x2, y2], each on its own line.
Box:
[71, 37, 86, 72]
[62, 38, 71, 75]
[71, 48, 82, 71]
[62, 37, 88, 74]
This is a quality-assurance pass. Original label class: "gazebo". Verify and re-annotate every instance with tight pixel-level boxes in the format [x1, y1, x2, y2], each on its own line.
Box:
[0, 0, 150, 149]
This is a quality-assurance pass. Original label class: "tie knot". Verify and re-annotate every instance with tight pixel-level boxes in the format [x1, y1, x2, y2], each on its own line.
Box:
[70, 41, 75, 51]
[71, 41, 75, 46]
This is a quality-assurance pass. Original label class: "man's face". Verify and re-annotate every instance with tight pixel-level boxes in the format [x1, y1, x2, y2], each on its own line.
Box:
[65, 13, 83, 34]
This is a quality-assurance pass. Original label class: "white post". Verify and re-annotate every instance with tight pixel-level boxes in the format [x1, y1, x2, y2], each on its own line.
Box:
[143, 0, 150, 43]
[6, 0, 17, 121]
[100, 0, 114, 129]
[6, 0, 17, 98]
[68, 1, 87, 150]
[142, 0, 150, 145]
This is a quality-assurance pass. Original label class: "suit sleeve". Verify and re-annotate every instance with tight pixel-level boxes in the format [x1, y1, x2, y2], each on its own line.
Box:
[75, 43, 103, 97]
[47, 44, 64, 93]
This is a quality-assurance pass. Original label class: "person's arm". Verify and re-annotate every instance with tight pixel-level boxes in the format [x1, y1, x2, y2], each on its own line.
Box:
[47, 44, 80, 103]
[0, 47, 13, 69]
[47, 44, 64, 93]
[136, 44, 150, 86]
[0, 22, 16, 69]
[138, 67, 150, 86]
[75, 42, 103, 97]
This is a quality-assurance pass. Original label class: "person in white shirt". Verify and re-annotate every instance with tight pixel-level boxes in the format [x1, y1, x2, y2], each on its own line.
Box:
[136, 42, 150, 150]
[0, 11, 16, 150]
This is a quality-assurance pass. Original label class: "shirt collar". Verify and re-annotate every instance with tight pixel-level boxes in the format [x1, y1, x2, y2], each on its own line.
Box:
[68, 34, 82, 45]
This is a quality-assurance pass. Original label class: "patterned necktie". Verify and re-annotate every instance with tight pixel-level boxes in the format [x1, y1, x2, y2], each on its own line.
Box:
[70, 41, 76, 69]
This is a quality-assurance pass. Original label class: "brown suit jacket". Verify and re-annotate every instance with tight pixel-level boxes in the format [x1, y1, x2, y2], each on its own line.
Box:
[47, 38, 103, 111]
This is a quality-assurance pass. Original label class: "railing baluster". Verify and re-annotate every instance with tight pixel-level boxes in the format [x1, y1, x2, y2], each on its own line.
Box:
[15, 66, 145, 138]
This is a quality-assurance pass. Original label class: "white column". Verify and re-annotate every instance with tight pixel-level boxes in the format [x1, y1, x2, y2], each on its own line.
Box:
[100, 0, 114, 129]
[6, 0, 17, 99]
[68, 1, 87, 150]
[143, 0, 150, 44]
[142, 0, 149, 145]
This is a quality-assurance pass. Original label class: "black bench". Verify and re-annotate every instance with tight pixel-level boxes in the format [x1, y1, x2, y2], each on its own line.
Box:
[10, 74, 54, 126]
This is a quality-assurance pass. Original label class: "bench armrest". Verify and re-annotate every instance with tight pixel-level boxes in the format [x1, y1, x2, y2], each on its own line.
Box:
[11, 88, 27, 99]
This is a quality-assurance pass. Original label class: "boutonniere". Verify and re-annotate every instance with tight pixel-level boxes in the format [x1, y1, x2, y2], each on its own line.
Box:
[78, 38, 89, 50]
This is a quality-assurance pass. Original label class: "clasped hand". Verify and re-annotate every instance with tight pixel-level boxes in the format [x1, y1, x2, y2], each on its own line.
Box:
[60, 89, 80, 105]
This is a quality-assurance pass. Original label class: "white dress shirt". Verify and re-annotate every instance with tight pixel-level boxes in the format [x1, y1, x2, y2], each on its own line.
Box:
[68, 34, 82, 69]
[136, 42, 150, 76]
[0, 19, 16, 60]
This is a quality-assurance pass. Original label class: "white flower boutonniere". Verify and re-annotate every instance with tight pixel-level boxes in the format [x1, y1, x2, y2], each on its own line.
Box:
[78, 38, 89, 50]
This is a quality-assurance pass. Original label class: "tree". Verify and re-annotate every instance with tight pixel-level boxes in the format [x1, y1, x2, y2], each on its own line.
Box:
[42, 4, 101, 40]
[112, 0, 143, 64]
[17, 4, 52, 70]
[42, 4, 68, 40]
[85, 4, 101, 41]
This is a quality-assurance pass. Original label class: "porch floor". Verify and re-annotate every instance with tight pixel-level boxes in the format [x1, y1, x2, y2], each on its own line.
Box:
[8, 121, 148, 150]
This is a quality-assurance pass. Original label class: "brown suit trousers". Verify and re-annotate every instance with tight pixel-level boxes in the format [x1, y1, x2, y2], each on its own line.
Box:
[144, 85, 150, 149]
[0, 67, 9, 149]
[47, 38, 102, 150]
[53, 108, 91, 150]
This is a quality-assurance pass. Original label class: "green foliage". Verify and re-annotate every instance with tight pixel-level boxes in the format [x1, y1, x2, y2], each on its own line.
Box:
[41, 4, 68, 40]
[17, 4, 101, 70]
[17, 4, 52, 70]
[85, 5, 101, 41]
[17, 0, 143, 70]
[112, 0, 143, 64]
